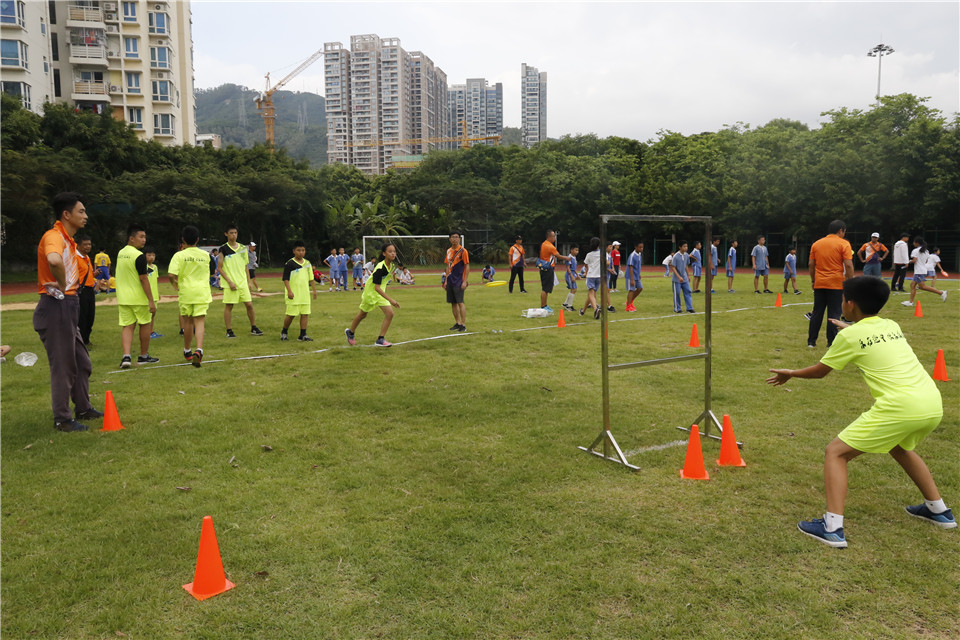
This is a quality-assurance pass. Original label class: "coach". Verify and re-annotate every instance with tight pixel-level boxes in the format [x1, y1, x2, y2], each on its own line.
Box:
[807, 219, 854, 348]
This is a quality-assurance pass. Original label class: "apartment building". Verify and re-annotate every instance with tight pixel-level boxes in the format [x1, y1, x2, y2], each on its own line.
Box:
[447, 77, 502, 146]
[324, 34, 449, 175]
[1, 1, 195, 145]
[521, 62, 547, 147]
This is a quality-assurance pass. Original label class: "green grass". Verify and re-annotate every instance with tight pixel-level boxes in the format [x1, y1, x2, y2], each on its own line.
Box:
[2, 274, 958, 639]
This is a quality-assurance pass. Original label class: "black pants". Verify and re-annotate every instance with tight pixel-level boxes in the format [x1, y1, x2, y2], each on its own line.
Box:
[610, 265, 619, 290]
[509, 264, 525, 293]
[808, 288, 843, 347]
[78, 286, 96, 344]
[891, 264, 908, 291]
[33, 295, 93, 421]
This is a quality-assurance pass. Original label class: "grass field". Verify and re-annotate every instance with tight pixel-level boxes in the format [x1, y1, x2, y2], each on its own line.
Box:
[2, 271, 958, 639]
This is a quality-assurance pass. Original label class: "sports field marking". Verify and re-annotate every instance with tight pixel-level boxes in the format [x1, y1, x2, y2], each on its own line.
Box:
[623, 439, 688, 456]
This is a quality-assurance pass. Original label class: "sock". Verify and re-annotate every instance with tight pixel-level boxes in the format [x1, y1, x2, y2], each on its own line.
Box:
[281, 328, 288, 335]
[184, 349, 191, 356]
[824, 511, 844, 532]
[925, 499, 947, 514]
[299, 329, 307, 338]
[564, 292, 575, 306]
[195, 348, 202, 355]
[378, 335, 384, 341]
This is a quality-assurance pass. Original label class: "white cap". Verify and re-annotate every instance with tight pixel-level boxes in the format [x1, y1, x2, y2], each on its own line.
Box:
[249, 241, 257, 246]
[871, 232, 879, 238]
[612, 241, 621, 246]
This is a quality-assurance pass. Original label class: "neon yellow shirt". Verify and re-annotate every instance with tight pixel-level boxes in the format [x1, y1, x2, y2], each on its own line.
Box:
[283, 258, 313, 304]
[219, 242, 249, 288]
[820, 316, 942, 419]
[168, 247, 212, 305]
[116, 244, 148, 306]
[146, 264, 160, 302]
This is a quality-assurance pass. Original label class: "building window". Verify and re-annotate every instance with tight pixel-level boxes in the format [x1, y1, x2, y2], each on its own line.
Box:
[0, 39, 27, 68]
[127, 107, 143, 129]
[148, 12, 168, 34]
[151, 79, 170, 102]
[126, 71, 140, 94]
[47, 0, 55, 24]
[122, 2, 136, 21]
[153, 112, 174, 135]
[43, 55, 48, 73]
[53, 68, 60, 96]
[124, 37, 138, 58]
[50, 33, 58, 61]
[2, 81, 30, 109]
[150, 46, 169, 69]
[0, 1, 25, 27]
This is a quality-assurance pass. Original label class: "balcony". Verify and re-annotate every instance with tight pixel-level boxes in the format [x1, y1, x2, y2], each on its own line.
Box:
[66, 3, 104, 26]
[71, 81, 110, 101]
[69, 44, 108, 66]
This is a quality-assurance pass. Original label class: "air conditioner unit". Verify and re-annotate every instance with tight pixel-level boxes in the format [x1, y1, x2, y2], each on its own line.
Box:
[109, 85, 120, 92]
[156, 71, 167, 79]
[107, 50, 119, 57]
[105, 13, 117, 21]
[106, 24, 118, 32]
[155, 4, 163, 10]
[104, 2, 117, 10]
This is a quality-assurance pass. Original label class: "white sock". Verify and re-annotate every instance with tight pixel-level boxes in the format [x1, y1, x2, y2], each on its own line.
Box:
[564, 293, 575, 307]
[925, 499, 947, 514]
[824, 511, 844, 532]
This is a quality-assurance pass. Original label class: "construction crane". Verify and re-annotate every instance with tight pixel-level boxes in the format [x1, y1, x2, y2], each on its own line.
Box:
[255, 49, 324, 151]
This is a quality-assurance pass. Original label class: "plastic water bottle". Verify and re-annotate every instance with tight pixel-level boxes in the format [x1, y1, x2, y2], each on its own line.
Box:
[44, 285, 65, 300]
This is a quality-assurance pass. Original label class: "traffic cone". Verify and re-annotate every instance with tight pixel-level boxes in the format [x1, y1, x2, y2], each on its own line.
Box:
[557, 308, 566, 328]
[716, 414, 746, 467]
[932, 349, 950, 381]
[775, 292, 782, 307]
[689, 323, 700, 348]
[680, 424, 710, 480]
[915, 301, 923, 318]
[100, 390, 125, 431]
[183, 516, 236, 601]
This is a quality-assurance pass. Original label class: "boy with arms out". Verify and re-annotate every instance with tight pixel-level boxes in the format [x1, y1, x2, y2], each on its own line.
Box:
[281, 241, 318, 341]
[767, 276, 954, 547]
[116, 224, 158, 368]
[783, 247, 800, 295]
[751, 235, 771, 293]
[625, 240, 643, 312]
[443, 231, 470, 332]
[168, 226, 212, 367]
[219, 224, 264, 338]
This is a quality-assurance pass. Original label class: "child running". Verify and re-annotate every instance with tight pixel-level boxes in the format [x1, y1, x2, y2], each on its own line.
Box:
[579, 237, 604, 318]
[767, 276, 954, 548]
[281, 241, 318, 341]
[902, 236, 947, 307]
[625, 240, 643, 312]
[167, 226, 211, 367]
[345, 243, 401, 347]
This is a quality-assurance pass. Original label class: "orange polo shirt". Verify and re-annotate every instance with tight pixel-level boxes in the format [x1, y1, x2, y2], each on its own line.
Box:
[37, 221, 81, 296]
[509, 243, 525, 267]
[539, 240, 561, 265]
[809, 234, 853, 290]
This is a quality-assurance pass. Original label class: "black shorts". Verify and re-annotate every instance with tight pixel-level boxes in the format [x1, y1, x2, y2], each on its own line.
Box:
[540, 268, 555, 293]
[446, 286, 465, 304]
[248, 269, 256, 278]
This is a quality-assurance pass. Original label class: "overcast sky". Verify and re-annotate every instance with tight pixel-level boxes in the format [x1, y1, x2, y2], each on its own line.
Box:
[192, 1, 959, 141]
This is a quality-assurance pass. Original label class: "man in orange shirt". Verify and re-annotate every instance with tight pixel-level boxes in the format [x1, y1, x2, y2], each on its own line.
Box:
[808, 219, 854, 348]
[538, 229, 572, 311]
[33, 192, 101, 432]
[857, 232, 888, 278]
[75, 234, 99, 346]
[508, 235, 527, 293]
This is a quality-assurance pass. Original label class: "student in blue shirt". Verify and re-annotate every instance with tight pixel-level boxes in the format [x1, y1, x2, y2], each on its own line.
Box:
[726, 240, 739, 292]
[337, 248, 350, 292]
[752, 235, 772, 294]
[562, 245, 580, 311]
[324, 249, 339, 291]
[351, 248, 364, 290]
[690, 241, 703, 293]
[625, 241, 644, 312]
[671, 241, 695, 313]
[784, 248, 801, 295]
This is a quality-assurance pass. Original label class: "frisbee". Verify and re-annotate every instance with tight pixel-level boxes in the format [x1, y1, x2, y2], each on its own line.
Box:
[484, 281, 507, 287]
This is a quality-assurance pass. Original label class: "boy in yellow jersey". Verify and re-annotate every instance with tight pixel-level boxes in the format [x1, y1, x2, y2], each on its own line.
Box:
[767, 276, 955, 548]
[218, 223, 263, 338]
[280, 240, 317, 341]
[168, 226, 212, 367]
[144, 246, 163, 339]
[116, 223, 158, 368]
[94, 247, 111, 280]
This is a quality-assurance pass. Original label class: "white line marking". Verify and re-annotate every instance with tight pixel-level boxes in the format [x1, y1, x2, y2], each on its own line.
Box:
[623, 440, 688, 456]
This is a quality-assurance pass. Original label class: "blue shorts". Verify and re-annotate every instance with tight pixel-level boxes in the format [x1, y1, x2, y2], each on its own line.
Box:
[353, 266, 362, 278]
[97, 266, 110, 280]
[927, 271, 935, 277]
[784, 270, 795, 278]
[565, 274, 577, 290]
[627, 278, 642, 292]
[692, 265, 702, 277]
[755, 268, 769, 276]
[726, 268, 735, 277]
[711, 266, 718, 276]
[913, 274, 927, 283]
[586, 277, 601, 291]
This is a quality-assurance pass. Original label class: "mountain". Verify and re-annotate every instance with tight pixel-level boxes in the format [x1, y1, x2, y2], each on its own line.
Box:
[194, 83, 328, 167]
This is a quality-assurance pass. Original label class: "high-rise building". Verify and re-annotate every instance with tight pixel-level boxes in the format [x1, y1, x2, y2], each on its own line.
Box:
[521, 63, 547, 147]
[1, 1, 195, 145]
[324, 34, 449, 175]
[447, 77, 502, 146]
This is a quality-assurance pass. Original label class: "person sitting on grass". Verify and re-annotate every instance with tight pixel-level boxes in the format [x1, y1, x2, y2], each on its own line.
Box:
[168, 226, 211, 368]
[345, 243, 401, 348]
[281, 241, 318, 342]
[482, 264, 496, 283]
[766, 276, 955, 548]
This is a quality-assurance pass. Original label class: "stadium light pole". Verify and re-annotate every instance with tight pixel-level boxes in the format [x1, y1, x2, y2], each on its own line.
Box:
[867, 43, 894, 106]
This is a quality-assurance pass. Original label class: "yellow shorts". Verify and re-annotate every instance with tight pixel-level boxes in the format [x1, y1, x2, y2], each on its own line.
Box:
[838, 412, 942, 454]
[179, 302, 209, 317]
[118, 304, 151, 326]
[222, 283, 252, 304]
[285, 302, 311, 317]
[359, 295, 390, 313]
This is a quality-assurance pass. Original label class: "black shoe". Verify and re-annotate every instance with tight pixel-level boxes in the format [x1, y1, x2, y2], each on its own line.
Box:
[179, 328, 184, 336]
[692, 290, 701, 293]
[520, 290, 528, 293]
[579, 308, 585, 316]
[794, 290, 802, 295]
[297, 335, 314, 342]
[184, 350, 194, 362]
[449, 324, 460, 331]
[594, 307, 601, 319]
[686, 309, 696, 313]
[226, 329, 237, 338]
[250, 326, 264, 336]
[55, 419, 89, 432]
[76, 407, 104, 420]
[137, 354, 159, 364]
[803, 312, 813, 320]
[755, 290, 761, 294]
[120, 355, 132, 369]
[192, 350, 203, 368]
[763, 289, 774, 294]
[607, 305, 616, 313]
[456, 325, 466, 332]
[280, 332, 289, 341]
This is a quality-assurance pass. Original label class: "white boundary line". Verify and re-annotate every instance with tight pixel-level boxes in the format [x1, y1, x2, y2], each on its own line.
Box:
[622, 440, 688, 456]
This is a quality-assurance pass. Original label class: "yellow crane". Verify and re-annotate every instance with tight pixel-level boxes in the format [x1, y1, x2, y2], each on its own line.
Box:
[255, 49, 324, 151]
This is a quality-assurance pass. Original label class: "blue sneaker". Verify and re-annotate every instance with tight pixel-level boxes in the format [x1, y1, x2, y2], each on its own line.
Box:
[905, 504, 958, 529]
[150, 331, 163, 339]
[542, 305, 553, 312]
[797, 518, 847, 548]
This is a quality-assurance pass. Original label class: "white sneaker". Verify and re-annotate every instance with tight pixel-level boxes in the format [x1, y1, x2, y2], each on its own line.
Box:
[901, 301, 914, 306]
[941, 291, 948, 302]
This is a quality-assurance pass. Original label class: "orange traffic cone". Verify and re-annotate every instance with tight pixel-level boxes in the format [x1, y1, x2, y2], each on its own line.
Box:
[915, 301, 923, 318]
[183, 516, 236, 601]
[101, 390, 125, 431]
[689, 324, 700, 348]
[557, 308, 566, 328]
[716, 414, 746, 467]
[775, 292, 782, 307]
[680, 424, 710, 480]
[932, 349, 950, 381]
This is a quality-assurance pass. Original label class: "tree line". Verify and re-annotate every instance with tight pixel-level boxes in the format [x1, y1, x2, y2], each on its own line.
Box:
[2, 92, 957, 271]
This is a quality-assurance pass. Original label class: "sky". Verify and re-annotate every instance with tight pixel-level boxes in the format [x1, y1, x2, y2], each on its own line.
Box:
[191, 1, 959, 141]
